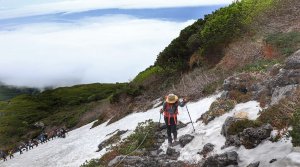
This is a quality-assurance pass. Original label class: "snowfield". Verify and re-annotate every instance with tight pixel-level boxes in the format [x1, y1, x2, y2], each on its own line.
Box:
[1, 93, 300, 167]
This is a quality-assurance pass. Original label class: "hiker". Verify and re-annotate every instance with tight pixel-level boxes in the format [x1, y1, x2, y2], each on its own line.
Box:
[160, 94, 188, 145]
[0, 150, 7, 161]
[8, 150, 14, 159]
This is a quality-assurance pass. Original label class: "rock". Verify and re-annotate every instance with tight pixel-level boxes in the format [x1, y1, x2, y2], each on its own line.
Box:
[179, 134, 194, 147]
[224, 123, 273, 149]
[285, 49, 300, 69]
[239, 124, 273, 149]
[198, 99, 236, 125]
[269, 69, 300, 88]
[221, 117, 240, 137]
[234, 111, 249, 119]
[247, 161, 260, 167]
[177, 121, 188, 129]
[223, 135, 242, 149]
[97, 130, 128, 152]
[199, 143, 215, 158]
[270, 159, 277, 163]
[166, 147, 180, 160]
[203, 151, 238, 167]
[270, 84, 299, 105]
[108, 156, 143, 167]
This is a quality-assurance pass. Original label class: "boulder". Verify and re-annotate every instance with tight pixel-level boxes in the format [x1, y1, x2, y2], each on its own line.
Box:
[270, 84, 299, 105]
[203, 151, 238, 167]
[221, 117, 240, 137]
[285, 49, 300, 69]
[179, 134, 194, 147]
[166, 147, 180, 160]
[223, 124, 273, 149]
[199, 99, 236, 125]
[247, 161, 260, 167]
[199, 143, 215, 158]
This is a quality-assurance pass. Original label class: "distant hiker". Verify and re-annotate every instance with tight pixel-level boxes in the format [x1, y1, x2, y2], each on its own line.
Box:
[28, 140, 35, 150]
[0, 150, 7, 161]
[8, 150, 14, 159]
[160, 94, 188, 146]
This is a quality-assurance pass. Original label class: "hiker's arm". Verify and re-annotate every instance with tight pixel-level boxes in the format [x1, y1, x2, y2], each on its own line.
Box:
[160, 102, 166, 113]
[179, 98, 188, 107]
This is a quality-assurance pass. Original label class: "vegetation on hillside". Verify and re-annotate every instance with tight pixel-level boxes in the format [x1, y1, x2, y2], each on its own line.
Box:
[0, 84, 39, 101]
[134, 0, 277, 86]
[0, 83, 136, 150]
[81, 120, 156, 167]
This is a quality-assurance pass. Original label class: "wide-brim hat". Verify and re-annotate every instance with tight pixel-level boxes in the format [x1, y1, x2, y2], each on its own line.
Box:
[166, 94, 178, 103]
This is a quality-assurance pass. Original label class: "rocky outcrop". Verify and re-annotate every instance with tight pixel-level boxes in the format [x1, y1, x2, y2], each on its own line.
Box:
[198, 98, 236, 125]
[96, 130, 128, 152]
[285, 49, 300, 70]
[179, 134, 194, 147]
[222, 49, 300, 106]
[270, 84, 299, 105]
[221, 117, 241, 137]
[198, 143, 215, 158]
[202, 151, 239, 167]
[106, 122, 190, 167]
[223, 123, 273, 149]
[247, 161, 260, 167]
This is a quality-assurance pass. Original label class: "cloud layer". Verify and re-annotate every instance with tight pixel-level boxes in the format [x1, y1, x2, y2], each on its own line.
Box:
[0, 15, 194, 88]
[0, 0, 233, 19]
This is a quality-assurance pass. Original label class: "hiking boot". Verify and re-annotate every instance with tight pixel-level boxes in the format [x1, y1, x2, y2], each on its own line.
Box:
[168, 141, 172, 146]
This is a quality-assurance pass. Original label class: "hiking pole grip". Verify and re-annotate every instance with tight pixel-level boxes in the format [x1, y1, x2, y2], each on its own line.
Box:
[186, 105, 195, 132]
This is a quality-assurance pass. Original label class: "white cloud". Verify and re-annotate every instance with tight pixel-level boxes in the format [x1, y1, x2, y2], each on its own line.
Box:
[0, 15, 195, 88]
[0, 0, 233, 19]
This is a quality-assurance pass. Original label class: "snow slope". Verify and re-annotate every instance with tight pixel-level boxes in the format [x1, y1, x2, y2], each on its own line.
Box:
[0, 95, 218, 167]
[1, 93, 300, 167]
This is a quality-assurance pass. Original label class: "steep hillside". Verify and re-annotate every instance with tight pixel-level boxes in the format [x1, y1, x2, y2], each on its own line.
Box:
[0, 0, 300, 164]
[0, 83, 141, 150]
[0, 83, 39, 101]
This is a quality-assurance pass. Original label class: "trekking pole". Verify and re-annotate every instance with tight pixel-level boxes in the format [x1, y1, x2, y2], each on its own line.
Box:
[185, 105, 195, 132]
[158, 112, 162, 129]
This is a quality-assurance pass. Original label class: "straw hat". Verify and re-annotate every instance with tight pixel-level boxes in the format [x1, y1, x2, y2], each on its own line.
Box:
[166, 94, 178, 103]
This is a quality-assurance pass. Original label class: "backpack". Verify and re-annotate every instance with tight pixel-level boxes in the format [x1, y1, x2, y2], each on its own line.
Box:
[163, 102, 178, 115]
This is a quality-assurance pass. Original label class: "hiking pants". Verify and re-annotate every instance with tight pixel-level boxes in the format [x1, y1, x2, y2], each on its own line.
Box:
[164, 116, 177, 143]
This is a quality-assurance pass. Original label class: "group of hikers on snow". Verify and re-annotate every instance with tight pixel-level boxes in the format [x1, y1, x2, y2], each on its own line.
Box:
[0, 128, 67, 162]
[160, 93, 188, 146]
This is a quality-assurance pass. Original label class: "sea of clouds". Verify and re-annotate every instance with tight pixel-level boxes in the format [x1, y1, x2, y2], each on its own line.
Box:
[0, 0, 232, 88]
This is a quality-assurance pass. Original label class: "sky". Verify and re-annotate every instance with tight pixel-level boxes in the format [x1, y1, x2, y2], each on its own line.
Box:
[0, 0, 233, 88]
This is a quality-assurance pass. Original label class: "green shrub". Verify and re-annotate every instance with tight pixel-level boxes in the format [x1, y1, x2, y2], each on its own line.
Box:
[118, 119, 156, 155]
[266, 31, 300, 56]
[228, 119, 263, 135]
[202, 81, 222, 95]
[290, 109, 300, 146]
[132, 66, 163, 85]
[83, 120, 156, 166]
[239, 59, 280, 72]
[155, 0, 277, 72]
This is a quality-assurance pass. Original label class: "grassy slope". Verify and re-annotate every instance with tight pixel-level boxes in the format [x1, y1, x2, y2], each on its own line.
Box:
[0, 84, 39, 101]
[0, 83, 127, 150]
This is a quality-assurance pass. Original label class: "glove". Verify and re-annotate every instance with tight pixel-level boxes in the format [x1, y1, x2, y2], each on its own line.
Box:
[160, 109, 164, 113]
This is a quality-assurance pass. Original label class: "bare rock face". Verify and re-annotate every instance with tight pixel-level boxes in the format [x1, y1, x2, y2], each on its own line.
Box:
[285, 49, 300, 70]
[179, 134, 194, 147]
[202, 151, 239, 167]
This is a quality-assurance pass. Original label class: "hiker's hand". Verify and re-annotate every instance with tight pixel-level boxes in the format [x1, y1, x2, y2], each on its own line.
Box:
[183, 98, 189, 103]
[160, 109, 164, 113]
